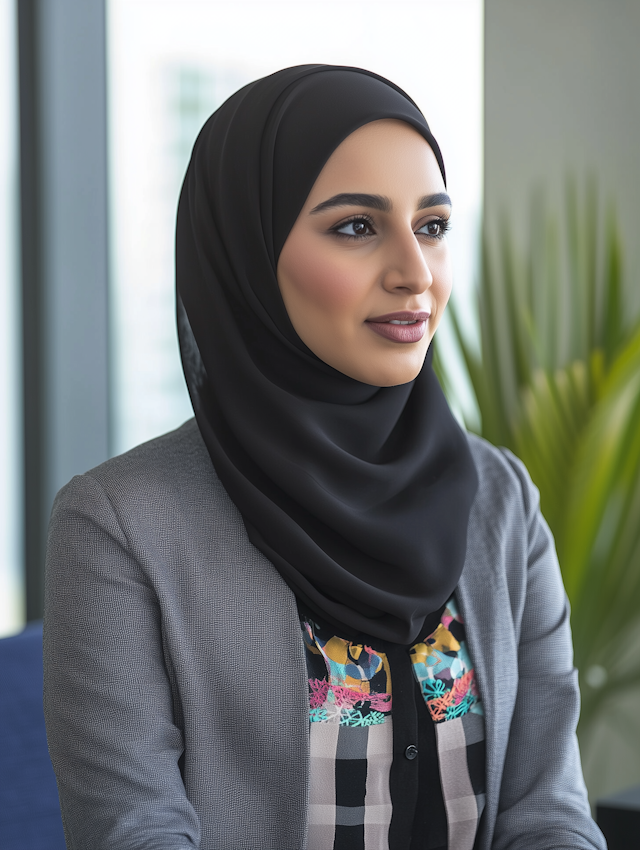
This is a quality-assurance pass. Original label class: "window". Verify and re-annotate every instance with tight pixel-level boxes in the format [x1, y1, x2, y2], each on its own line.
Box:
[108, 0, 483, 453]
[0, 0, 22, 636]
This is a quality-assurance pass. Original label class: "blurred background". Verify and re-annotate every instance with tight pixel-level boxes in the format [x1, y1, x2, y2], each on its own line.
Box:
[1, 0, 639, 811]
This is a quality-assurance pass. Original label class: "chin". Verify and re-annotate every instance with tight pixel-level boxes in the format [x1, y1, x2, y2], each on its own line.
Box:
[356, 364, 424, 387]
[377, 374, 421, 387]
[371, 355, 428, 387]
[328, 348, 428, 387]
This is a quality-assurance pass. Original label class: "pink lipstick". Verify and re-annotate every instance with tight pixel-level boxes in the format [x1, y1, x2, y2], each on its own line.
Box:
[365, 311, 430, 343]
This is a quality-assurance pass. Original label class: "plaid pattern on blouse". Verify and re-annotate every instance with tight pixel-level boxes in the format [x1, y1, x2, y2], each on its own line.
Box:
[303, 595, 485, 850]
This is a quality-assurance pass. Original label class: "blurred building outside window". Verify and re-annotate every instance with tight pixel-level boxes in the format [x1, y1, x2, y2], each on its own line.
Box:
[107, 0, 483, 455]
[0, 0, 22, 637]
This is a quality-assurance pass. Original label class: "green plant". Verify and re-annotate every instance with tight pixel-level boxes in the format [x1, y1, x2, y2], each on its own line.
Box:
[437, 183, 640, 739]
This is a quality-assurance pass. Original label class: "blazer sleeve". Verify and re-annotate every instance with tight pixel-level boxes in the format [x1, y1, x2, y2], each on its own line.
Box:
[491, 450, 606, 850]
[43, 473, 201, 850]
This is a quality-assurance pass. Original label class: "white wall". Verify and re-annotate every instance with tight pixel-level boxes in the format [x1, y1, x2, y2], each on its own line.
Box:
[485, 0, 640, 311]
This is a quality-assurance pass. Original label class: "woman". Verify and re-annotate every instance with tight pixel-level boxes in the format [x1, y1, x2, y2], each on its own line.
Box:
[44, 65, 605, 850]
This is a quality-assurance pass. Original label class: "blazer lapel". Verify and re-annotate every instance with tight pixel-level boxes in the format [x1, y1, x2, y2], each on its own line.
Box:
[456, 506, 520, 850]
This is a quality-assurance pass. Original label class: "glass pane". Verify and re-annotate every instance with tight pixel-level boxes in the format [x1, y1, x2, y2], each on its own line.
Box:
[0, 0, 23, 636]
[108, 0, 482, 454]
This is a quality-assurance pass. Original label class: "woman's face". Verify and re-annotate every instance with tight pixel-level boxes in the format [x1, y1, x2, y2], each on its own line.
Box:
[277, 118, 452, 386]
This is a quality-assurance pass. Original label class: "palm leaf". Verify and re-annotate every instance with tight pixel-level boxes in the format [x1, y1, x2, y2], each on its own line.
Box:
[442, 183, 640, 782]
[563, 328, 640, 712]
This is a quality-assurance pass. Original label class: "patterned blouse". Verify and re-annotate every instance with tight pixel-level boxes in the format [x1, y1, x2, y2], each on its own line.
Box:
[302, 596, 485, 850]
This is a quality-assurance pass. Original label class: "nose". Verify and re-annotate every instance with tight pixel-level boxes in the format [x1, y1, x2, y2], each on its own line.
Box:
[381, 226, 433, 295]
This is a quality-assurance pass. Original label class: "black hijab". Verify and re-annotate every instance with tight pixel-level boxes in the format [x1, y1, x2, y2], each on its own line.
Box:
[176, 65, 478, 644]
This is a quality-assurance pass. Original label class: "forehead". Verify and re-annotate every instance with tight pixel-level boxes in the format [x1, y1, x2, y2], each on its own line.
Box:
[303, 119, 445, 205]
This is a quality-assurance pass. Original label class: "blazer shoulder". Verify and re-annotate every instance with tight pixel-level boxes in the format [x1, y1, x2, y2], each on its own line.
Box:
[89, 416, 211, 482]
[465, 431, 541, 521]
[52, 418, 234, 528]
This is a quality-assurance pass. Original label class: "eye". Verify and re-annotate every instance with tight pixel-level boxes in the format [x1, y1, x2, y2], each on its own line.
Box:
[416, 218, 451, 240]
[332, 216, 376, 239]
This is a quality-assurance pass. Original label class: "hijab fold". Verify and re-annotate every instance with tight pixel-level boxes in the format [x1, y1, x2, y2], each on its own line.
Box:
[177, 65, 478, 644]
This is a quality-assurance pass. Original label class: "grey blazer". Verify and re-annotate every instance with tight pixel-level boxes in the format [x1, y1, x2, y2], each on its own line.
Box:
[43, 419, 606, 850]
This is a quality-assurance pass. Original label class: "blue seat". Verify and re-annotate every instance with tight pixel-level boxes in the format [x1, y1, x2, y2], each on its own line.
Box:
[0, 622, 66, 849]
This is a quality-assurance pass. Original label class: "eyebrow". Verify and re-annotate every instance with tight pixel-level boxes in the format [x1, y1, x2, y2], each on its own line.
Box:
[309, 193, 392, 214]
[417, 192, 452, 210]
[309, 191, 451, 215]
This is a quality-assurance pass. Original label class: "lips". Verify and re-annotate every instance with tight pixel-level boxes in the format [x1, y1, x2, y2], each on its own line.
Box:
[366, 311, 430, 344]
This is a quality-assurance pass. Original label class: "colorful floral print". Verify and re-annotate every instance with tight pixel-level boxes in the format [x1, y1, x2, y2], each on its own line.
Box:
[303, 621, 392, 726]
[303, 595, 482, 726]
[410, 597, 482, 722]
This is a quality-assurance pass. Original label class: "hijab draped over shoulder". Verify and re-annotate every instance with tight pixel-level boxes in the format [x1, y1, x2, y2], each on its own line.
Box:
[176, 64, 478, 644]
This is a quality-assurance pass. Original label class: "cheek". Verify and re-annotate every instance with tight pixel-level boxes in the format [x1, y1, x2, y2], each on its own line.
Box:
[284, 241, 366, 317]
[430, 249, 453, 310]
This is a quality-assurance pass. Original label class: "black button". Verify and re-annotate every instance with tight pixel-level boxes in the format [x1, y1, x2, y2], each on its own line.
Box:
[404, 744, 418, 760]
